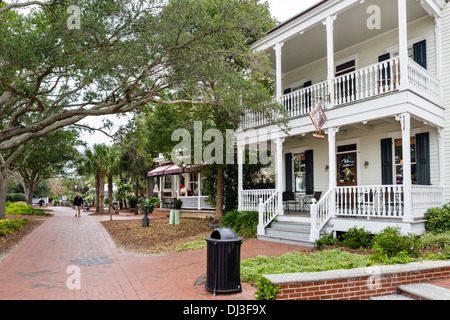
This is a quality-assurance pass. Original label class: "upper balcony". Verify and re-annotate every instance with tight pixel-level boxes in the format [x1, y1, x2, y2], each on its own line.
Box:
[241, 0, 445, 131]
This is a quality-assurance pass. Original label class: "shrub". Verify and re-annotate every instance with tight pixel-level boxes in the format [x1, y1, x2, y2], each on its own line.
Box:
[6, 193, 26, 202]
[220, 210, 258, 238]
[314, 234, 338, 250]
[424, 205, 450, 233]
[371, 226, 421, 259]
[0, 219, 28, 237]
[5, 202, 50, 216]
[254, 277, 279, 300]
[221, 209, 240, 230]
[342, 226, 373, 249]
[420, 231, 450, 250]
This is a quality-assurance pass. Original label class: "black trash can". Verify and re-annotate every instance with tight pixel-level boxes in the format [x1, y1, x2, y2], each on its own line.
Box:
[205, 227, 243, 296]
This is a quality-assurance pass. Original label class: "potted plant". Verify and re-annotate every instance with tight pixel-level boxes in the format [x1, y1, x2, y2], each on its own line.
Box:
[151, 197, 160, 209]
[174, 198, 183, 209]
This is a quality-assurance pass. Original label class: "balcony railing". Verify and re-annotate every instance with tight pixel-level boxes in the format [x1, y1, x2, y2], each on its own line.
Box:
[241, 57, 440, 130]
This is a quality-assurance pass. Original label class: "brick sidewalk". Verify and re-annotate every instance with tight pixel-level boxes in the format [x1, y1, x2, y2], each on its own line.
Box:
[0, 207, 307, 300]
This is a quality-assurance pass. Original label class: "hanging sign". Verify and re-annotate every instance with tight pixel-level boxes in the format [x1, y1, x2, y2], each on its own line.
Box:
[309, 103, 327, 133]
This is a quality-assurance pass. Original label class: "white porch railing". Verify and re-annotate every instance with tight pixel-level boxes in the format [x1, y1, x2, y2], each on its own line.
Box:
[407, 58, 440, 101]
[241, 56, 441, 130]
[334, 57, 400, 104]
[335, 185, 405, 218]
[179, 196, 214, 210]
[411, 185, 445, 218]
[240, 189, 276, 211]
[257, 190, 279, 235]
[280, 81, 329, 118]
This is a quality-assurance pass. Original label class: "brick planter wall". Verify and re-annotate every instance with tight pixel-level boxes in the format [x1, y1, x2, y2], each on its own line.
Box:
[263, 261, 450, 300]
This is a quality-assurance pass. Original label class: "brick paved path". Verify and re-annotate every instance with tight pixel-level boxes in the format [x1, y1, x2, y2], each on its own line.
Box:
[0, 207, 307, 300]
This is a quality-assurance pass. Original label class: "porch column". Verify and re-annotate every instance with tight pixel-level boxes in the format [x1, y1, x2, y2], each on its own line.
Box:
[274, 42, 284, 100]
[324, 15, 336, 108]
[326, 127, 339, 217]
[237, 144, 244, 211]
[158, 176, 163, 200]
[398, 113, 413, 222]
[275, 138, 285, 216]
[435, 17, 442, 101]
[398, 0, 409, 90]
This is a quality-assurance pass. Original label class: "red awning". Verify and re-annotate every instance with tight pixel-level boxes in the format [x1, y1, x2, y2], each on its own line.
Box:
[164, 164, 185, 175]
[147, 164, 174, 177]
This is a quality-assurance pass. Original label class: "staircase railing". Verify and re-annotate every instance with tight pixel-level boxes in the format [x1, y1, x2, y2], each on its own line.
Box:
[310, 189, 333, 242]
[257, 190, 279, 236]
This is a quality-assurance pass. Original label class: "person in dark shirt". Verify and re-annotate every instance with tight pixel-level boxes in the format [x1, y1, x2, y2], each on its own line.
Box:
[73, 193, 83, 217]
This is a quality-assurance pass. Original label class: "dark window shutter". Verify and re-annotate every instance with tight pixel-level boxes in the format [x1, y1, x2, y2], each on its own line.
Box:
[381, 138, 393, 185]
[378, 53, 391, 85]
[305, 150, 314, 195]
[285, 153, 293, 192]
[416, 133, 430, 185]
[413, 40, 427, 69]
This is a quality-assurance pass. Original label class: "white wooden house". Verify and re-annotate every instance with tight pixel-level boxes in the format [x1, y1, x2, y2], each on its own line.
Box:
[147, 155, 214, 211]
[236, 0, 449, 246]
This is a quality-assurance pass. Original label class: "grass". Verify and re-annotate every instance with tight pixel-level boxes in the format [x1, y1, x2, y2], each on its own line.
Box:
[176, 237, 207, 252]
[241, 249, 373, 283]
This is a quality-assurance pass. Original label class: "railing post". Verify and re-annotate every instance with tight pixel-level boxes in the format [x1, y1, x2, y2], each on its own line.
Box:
[310, 199, 319, 242]
[257, 198, 265, 236]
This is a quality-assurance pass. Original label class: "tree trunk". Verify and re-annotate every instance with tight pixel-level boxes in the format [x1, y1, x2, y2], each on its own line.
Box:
[95, 173, 100, 213]
[0, 177, 7, 220]
[108, 175, 113, 220]
[215, 165, 224, 222]
[98, 173, 105, 214]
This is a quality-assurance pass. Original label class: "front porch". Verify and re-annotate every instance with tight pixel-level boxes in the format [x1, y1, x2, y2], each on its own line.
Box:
[238, 115, 445, 246]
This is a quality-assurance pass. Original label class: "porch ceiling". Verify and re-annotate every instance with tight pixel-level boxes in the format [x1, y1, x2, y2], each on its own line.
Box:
[267, 0, 429, 74]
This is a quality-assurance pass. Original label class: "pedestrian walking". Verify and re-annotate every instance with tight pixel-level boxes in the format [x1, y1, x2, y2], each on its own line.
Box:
[73, 193, 83, 217]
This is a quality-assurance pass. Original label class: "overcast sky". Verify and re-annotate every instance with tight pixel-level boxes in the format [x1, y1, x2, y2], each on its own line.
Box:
[80, 0, 322, 148]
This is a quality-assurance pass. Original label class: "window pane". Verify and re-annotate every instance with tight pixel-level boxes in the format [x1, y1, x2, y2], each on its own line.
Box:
[295, 173, 305, 192]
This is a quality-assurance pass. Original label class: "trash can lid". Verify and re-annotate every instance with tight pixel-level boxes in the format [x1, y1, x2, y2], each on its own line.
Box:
[210, 227, 239, 240]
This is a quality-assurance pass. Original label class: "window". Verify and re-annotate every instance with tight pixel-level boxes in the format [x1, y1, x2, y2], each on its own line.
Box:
[293, 153, 306, 193]
[164, 175, 173, 189]
[189, 172, 199, 196]
[394, 137, 417, 185]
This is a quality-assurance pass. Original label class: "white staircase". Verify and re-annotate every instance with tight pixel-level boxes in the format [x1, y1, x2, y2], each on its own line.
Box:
[257, 217, 316, 248]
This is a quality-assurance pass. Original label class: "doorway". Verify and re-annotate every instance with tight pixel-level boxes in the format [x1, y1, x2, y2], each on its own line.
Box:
[337, 151, 357, 187]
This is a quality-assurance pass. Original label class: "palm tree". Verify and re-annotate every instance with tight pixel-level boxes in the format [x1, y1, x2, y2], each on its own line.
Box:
[78, 144, 110, 214]
[104, 145, 122, 220]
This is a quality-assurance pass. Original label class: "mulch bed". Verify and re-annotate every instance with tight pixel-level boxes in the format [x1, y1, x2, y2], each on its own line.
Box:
[0, 214, 52, 260]
[101, 217, 213, 255]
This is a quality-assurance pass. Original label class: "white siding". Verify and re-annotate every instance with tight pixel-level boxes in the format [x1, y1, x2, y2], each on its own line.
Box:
[441, 3, 450, 202]
[283, 122, 440, 193]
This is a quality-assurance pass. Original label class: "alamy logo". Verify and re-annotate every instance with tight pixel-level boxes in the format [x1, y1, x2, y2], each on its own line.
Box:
[66, 265, 81, 290]
[367, 5, 381, 30]
[67, 5, 81, 30]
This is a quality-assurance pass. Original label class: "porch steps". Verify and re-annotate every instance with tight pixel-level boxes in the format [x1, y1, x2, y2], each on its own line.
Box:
[258, 220, 315, 248]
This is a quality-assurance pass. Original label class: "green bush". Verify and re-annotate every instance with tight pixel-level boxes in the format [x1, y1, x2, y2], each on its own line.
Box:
[0, 218, 28, 237]
[424, 205, 450, 233]
[371, 226, 421, 259]
[221, 210, 258, 238]
[5, 202, 50, 216]
[342, 227, 373, 249]
[254, 277, 279, 300]
[6, 193, 26, 202]
[420, 231, 450, 250]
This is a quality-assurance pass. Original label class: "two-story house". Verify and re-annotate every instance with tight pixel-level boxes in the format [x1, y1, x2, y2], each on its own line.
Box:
[236, 0, 448, 246]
